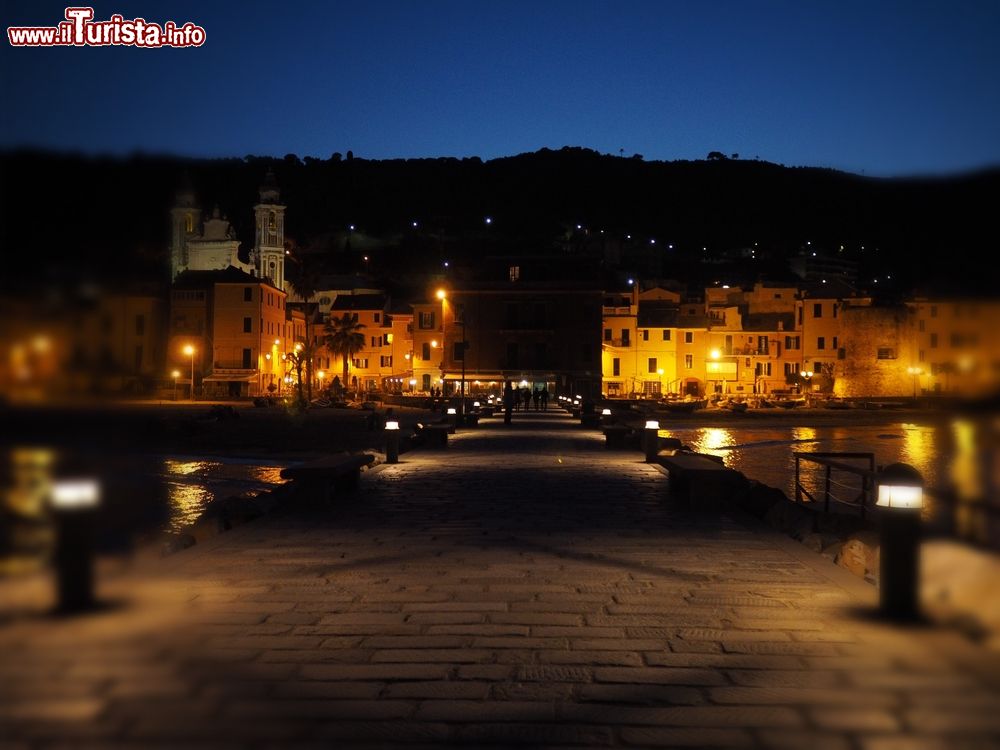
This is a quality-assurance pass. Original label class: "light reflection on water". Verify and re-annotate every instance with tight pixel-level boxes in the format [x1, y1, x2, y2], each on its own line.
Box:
[161, 457, 289, 534]
[658, 420, 996, 514]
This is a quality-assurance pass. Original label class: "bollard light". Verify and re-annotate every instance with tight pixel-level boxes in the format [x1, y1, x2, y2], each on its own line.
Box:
[644, 421, 660, 462]
[50, 478, 101, 614]
[473, 401, 480, 408]
[51, 479, 100, 510]
[447, 408, 456, 415]
[602, 408, 612, 416]
[877, 464, 924, 509]
[876, 463, 924, 621]
[384, 421, 400, 463]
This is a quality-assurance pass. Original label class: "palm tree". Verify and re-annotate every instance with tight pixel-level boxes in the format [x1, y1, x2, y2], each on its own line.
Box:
[286, 251, 322, 402]
[323, 313, 365, 395]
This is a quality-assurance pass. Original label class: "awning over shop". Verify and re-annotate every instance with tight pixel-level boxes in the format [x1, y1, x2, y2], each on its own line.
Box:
[202, 373, 257, 382]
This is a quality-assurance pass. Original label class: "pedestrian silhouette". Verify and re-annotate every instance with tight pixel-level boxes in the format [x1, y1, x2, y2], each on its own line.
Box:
[532, 388, 541, 412]
[503, 381, 514, 424]
[541, 388, 549, 411]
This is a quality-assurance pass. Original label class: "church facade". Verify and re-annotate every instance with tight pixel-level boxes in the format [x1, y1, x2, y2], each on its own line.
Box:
[170, 171, 287, 292]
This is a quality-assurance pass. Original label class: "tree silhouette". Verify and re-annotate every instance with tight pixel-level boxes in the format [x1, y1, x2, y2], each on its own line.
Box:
[286, 251, 322, 402]
[323, 313, 366, 395]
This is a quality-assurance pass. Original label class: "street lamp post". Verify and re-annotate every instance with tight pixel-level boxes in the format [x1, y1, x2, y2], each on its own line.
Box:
[459, 317, 467, 420]
[800, 369, 814, 405]
[183, 344, 196, 401]
[171, 369, 180, 401]
[906, 366, 922, 401]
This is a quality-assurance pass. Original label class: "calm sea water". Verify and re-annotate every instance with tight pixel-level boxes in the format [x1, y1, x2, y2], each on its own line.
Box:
[659, 419, 998, 512]
[11, 421, 991, 539]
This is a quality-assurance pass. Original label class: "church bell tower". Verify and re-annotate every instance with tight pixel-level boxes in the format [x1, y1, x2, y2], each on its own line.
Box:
[254, 170, 286, 291]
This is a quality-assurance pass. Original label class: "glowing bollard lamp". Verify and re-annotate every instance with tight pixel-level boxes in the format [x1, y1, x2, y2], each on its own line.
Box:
[50, 479, 101, 614]
[446, 407, 458, 431]
[876, 463, 924, 621]
[385, 420, 400, 464]
[644, 420, 660, 463]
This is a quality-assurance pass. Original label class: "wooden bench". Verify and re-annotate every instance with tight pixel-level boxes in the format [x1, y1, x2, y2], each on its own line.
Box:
[421, 423, 450, 448]
[602, 425, 630, 449]
[656, 453, 745, 508]
[280, 452, 375, 502]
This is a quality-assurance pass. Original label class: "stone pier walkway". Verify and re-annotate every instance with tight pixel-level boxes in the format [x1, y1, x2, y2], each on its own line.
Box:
[2, 410, 999, 748]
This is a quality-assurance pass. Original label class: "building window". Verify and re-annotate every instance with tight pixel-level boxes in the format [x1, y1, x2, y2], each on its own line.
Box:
[243, 317, 252, 333]
[374, 312, 380, 323]
[817, 336, 825, 350]
[877, 348, 896, 360]
[604, 328, 612, 341]
[684, 332, 693, 344]
[930, 333, 938, 348]
[421, 343, 431, 360]
[184, 214, 193, 233]
[242, 348, 252, 368]
[509, 265, 520, 282]
[612, 358, 620, 377]
[784, 362, 798, 376]
[422, 374, 431, 391]
[919, 319, 925, 332]
[832, 336, 838, 349]
[621, 329, 630, 346]
[419, 311, 435, 329]
[646, 357, 656, 373]
[813, 303, 823, 318]
[784, 335, 799, 350]
[930, 305, 938, 318]
[244, 287, 253, 302]
[135, 314, 145, 336]
[380, 355, 392, 367]
[642, 329, 649, 341]
[353, 358, 369, 368]
[662, 330, 671, 341]
[918, 350, 925, 362]
[833, 304, 838, 318]
[506, 342, 518, 367]
[685, 354, 693, 369]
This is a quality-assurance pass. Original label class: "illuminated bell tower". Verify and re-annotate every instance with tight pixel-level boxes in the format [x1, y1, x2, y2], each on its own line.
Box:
[170, 186, 199, 280]
[254, 170, 286, 291]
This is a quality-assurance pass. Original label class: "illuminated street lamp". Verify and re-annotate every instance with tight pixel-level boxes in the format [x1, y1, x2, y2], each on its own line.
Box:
[385, 420, 400, 464]
[50, 478, 101, 613]
[876, 463, 924, 621]
[183, 344, 196, 400]
[644, 420, 660, 463]
[800, 369, 814, 404]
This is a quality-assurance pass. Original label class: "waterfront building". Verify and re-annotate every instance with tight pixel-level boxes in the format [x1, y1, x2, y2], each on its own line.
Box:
[439, 281, 603, 400]
[324, 293, 392, 393]
[168, 267, 289, 398]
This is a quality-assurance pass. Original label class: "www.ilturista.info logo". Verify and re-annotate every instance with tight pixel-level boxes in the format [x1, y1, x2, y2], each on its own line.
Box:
[8, 7, 205, 48]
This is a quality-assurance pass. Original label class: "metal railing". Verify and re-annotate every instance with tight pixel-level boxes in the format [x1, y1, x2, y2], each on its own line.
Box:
[794, 451, 1000, 549]
[794, 452, 876, 516]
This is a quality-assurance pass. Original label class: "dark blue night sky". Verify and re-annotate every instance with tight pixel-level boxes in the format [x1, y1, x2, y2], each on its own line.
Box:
[2, 1, 999, 176]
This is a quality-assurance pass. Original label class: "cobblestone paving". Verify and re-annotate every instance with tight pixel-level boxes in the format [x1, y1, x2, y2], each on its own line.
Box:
[2, 411, 999, 748]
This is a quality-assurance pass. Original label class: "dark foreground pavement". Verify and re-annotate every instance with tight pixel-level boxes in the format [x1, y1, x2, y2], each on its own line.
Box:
[2, 411, 999, 748]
